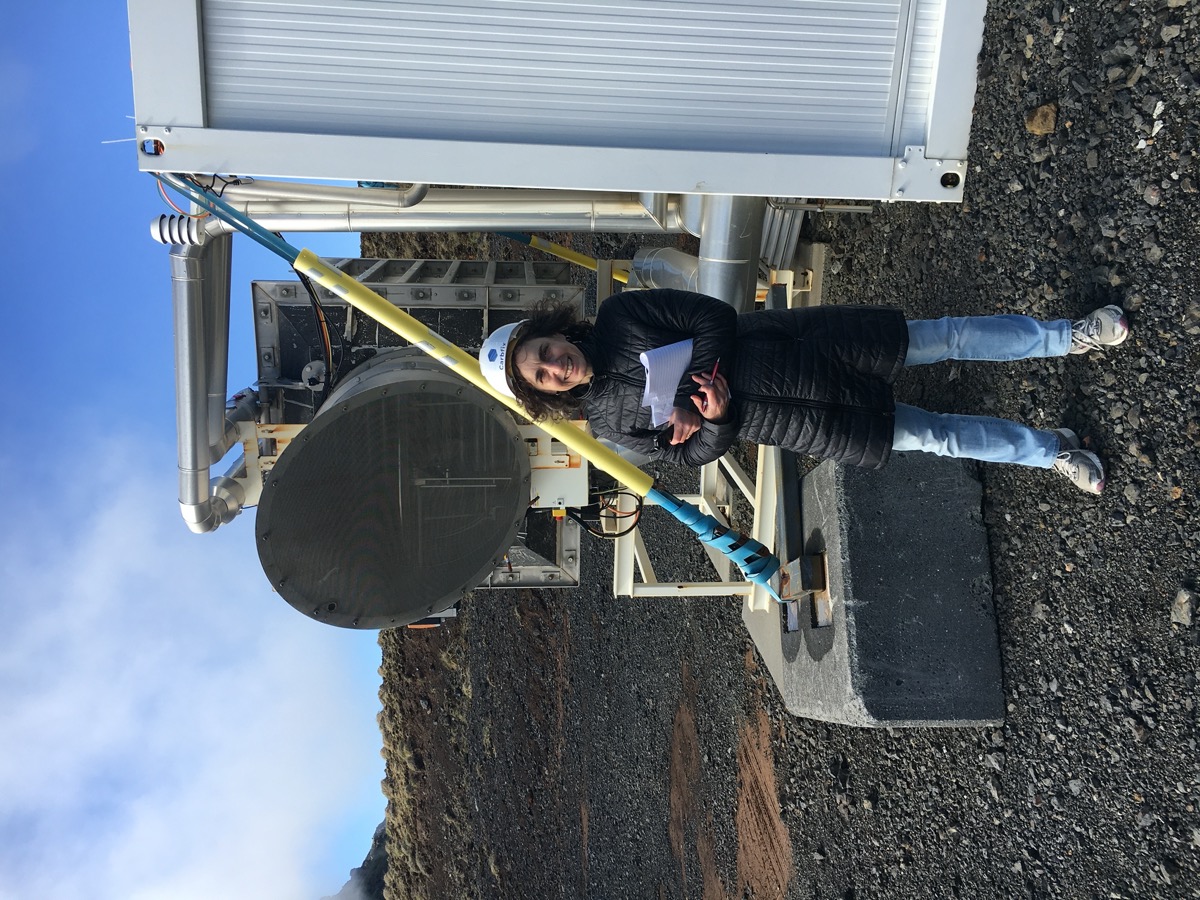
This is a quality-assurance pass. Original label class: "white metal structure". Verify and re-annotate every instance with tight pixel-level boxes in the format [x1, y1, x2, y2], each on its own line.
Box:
[129, 0, 986, 201]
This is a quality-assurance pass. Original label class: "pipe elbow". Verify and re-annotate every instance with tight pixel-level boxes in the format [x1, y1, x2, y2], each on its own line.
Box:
[180, 500, 220, 534]
[398, 183, 430, 208]
[210, 474, 245, 526]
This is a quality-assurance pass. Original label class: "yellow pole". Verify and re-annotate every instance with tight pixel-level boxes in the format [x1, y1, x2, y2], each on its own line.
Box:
[294, 250, 654, 496]
[524, 235, 629, 284]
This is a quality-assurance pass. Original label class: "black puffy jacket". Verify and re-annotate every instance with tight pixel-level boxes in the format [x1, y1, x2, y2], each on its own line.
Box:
[577, 289, 908, 468]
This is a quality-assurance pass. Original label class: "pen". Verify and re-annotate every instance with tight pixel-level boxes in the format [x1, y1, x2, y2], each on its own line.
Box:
[702, 358, 720, 413]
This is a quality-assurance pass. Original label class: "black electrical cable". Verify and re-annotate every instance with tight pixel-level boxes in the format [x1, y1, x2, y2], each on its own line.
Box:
[297, 270, 336, 408]
[281, 232, 352, 394]
[565, 489, 644, 539]
[188, 173, 238, 198]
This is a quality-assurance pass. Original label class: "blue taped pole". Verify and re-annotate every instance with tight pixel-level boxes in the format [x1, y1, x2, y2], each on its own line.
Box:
[647, 487, 784, 603]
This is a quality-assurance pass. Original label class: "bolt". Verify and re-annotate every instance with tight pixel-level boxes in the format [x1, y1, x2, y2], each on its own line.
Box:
[898, 161, 906, 169]
[894, 188, 905, 197]
[259, 307, 270, 319]
[139, 126, 147, 133]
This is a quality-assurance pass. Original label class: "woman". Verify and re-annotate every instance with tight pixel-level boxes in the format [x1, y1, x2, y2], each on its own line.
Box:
[478, 289, 1129, 494]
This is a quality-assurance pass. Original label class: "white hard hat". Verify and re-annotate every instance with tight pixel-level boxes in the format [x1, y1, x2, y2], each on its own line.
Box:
[478, 320, 527, 399]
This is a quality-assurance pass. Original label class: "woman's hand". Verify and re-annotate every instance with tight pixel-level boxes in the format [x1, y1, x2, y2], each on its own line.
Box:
[665, 406, 703, 444]
[691, 372, 730, 422]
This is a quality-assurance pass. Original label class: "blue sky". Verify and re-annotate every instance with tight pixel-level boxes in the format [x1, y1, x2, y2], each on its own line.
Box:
[1, 4, 384, 898]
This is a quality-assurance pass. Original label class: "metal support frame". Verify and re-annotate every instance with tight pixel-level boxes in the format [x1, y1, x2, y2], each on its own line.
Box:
[612, 454, 760, 598]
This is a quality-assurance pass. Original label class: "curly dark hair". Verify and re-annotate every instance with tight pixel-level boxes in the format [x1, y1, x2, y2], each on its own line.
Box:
[508, 299, 595, 422]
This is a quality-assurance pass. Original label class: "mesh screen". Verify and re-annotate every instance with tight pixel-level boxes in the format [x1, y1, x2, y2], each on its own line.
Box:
[257, 379, 527, 628]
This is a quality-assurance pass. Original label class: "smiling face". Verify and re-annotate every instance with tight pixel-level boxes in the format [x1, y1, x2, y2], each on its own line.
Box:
[512, 334, 593, 394]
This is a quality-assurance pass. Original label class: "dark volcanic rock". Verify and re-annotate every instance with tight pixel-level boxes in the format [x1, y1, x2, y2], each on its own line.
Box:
[324, 822, 387, 900]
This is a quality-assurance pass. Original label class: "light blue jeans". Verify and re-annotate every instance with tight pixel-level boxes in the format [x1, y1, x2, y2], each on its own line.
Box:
[892, 316, 1072, 469]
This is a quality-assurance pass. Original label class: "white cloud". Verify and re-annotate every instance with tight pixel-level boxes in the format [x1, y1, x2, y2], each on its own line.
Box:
[0, 432, 383, 900]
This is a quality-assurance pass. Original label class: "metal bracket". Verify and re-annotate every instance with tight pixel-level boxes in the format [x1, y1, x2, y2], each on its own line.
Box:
[779, 553, 833, 628]
[890, 145, 967, 201]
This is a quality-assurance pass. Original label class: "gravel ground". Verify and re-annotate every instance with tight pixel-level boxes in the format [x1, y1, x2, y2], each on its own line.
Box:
[371, 2, 1200, 898]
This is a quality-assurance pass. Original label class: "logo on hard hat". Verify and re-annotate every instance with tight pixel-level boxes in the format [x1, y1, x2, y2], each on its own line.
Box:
[488, 349, 499, 362]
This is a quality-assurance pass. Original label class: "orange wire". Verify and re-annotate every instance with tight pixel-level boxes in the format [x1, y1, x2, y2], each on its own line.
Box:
[158, 180, 210, 218]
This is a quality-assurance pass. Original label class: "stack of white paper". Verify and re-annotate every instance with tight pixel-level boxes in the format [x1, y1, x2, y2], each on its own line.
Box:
[638, 339, 693, 427]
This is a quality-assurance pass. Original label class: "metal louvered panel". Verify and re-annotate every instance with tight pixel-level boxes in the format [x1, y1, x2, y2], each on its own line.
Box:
[895, 0, 943, 151]
[201, 0, 939, 158]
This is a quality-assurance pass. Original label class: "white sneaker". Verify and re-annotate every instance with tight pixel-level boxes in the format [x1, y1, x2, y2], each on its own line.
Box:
[1052, 445, 1106, 494]
[1070, 305, 1129, 354]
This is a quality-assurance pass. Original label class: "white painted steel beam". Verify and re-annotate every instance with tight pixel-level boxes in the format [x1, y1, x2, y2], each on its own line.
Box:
[136, 125, 964, 201]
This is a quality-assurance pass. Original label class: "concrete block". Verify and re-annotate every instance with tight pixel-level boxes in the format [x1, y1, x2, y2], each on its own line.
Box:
[772, 453, 1003, 727]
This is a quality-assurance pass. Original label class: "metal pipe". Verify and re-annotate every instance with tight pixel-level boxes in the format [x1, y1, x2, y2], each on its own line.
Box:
[680, 193, 704, 238]
[219, 179, 430, 209]
[632, 246, 700, 291]
[638, 192, 669, 229]
[202, 235, 231, 453]
[198, 188, 686, 233]
[169, 229, 258, 532]
[697, 195, 766, 311]
[209, 454, 249, 528]
[172, 242, 217, 532]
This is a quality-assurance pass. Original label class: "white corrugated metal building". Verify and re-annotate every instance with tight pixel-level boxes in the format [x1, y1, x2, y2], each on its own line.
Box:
[129, 0, 986, 200]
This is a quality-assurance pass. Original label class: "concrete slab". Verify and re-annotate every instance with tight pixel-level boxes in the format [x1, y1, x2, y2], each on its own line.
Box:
[761, 453, 1004, 727]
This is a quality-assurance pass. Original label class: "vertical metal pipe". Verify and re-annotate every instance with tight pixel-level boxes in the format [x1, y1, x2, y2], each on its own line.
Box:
[169, 231, 251, 533]
[171, 243, 217, 532]
[680, 193, 704, 238]
[202, 234, 232, 456]
[697, 195, 766, 311]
